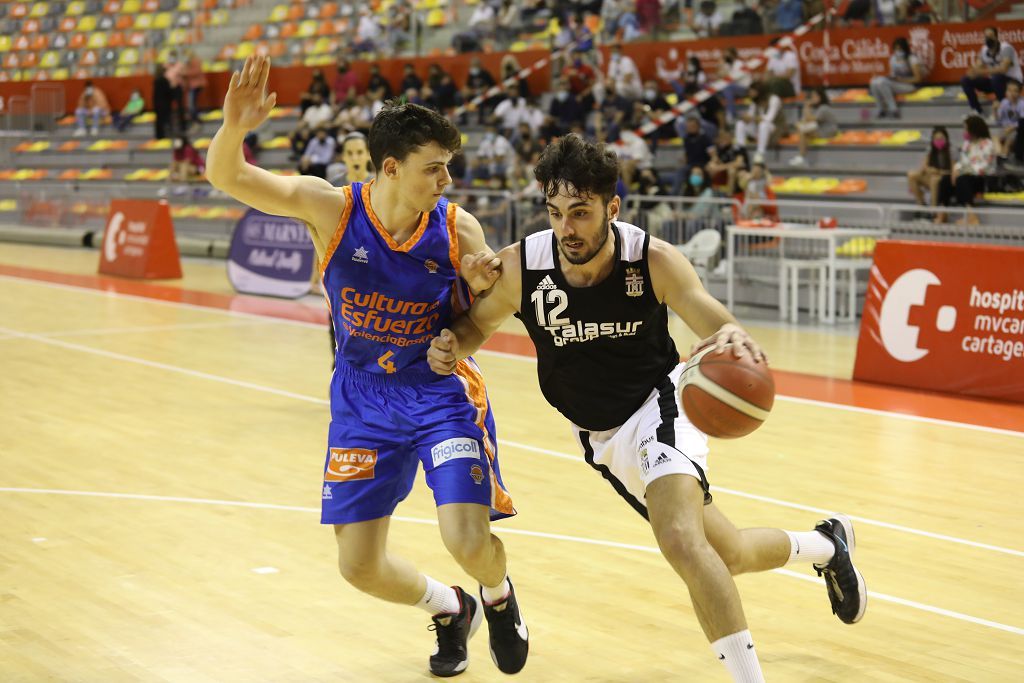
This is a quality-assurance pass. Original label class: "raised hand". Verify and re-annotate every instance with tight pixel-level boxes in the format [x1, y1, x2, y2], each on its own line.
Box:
[223, 55, 277, 133]
[461, 250, 502, 295]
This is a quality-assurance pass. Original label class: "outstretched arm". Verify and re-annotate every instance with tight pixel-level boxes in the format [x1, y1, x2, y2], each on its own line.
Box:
[454, 206, 503, 296]
[428, 243, 522, 374]
[649, 238, 767, 362]
[206, 55, 344, 259]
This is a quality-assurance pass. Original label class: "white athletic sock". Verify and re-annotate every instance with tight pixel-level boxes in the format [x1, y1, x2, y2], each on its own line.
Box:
[785, 529, 836, 566]
[712, 630, 765, 683]
[416, 576, 461, 616]
[480, 572, 511, 605]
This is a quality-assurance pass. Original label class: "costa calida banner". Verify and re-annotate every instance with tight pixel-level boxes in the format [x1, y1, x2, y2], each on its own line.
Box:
[854, 241, 1024, 402]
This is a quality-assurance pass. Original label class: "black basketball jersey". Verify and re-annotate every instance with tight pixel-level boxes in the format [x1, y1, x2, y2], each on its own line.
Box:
[515, 221, 680, 431]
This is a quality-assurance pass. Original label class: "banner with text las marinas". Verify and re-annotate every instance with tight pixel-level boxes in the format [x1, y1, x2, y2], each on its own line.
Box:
[98, 199, 182, 279]
[854, 241, 1024, 403]
[227, 208, 316, 299]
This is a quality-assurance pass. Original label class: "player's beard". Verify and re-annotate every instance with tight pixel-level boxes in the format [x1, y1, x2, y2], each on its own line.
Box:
[558, 219, 610, 265]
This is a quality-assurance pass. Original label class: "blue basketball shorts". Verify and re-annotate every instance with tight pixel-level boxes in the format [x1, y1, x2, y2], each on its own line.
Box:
[320, 359, 515, 525]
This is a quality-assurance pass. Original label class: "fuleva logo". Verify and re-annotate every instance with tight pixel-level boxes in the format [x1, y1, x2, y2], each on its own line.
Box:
[878, 268, 957, 362]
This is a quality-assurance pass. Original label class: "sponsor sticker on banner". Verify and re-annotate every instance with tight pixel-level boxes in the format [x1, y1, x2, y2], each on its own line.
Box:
[854, 241, 1024, 402]
[98, 199, 182, 279]
[227, 209, 316, 299]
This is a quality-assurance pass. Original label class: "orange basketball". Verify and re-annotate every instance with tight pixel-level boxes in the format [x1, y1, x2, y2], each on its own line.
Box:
[679, 346, 775, 439]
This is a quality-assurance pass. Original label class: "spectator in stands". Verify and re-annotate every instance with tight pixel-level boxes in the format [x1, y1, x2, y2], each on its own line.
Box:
[736, 81, 787, 156]
[707, 127, 749, 196]
[656, 47, 685, 94]
[333, 58, 360, 105]
[424, 64, 458, 113]
[492, 84, 529, 137]
[907, 125, 953, 220]
[299, 127, 336, 179]
[354, 7, 383, 55]
[113, 89, 145, 132]
[466, 122, 512, 188]
[869, 37, 924, 119]
[496, 0, 520, 49]
[165, 54, 187, 133]
[684, 56, 707, 93]
[601, 0, 629, 40]
[680, 165, 718, 237]
[953, 115, 997, 225]
[300, 70, 331, 114]
[384, 0, 415, 55]
[738, 157, 772, 219]
[170, 135, 204, 181]
[367, 64, 394, 102]
[996, 80, 1024, 168]
[718, 47, 750, 123]
[903, 0, 937, 24]
[302, 93, 334, 130]
[789, 87, 839, 167]
[183, 50, 206, 126]
[673, 115, 713, 195]
[774, 0, 803, 33]
[962, 26, 1023, 116]
[289, 120, 312, 161]
[728, 0, 763, 36]
[462, 56, 499, 123]
[153, 65, 174, 140]
[74, 81, 110, 137]
[636, 0, 662, 37]
[400, 63, 423, 94]
[764, 37, 800, 99]
[842, 0, 872, 24]
[690, 0, 722, 38]
[548, 78, 586, 134]
[333, 94, 374, 134]
[500, 54, 531, 99]
[606, 43, 643, 100]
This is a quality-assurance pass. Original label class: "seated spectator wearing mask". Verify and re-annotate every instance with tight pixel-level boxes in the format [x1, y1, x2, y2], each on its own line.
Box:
[707, 127, 749, 196]
[869, 37, 924, 119]
[113, 89, 145, 132]
[74, 81, 110, 136]
[673, 115, 713, 195]
[736, 81, 788, 156]
[170, 135, 204, 181]
[764, 37, 801, 99]
[907, 126, 953, 222]
[962, 26, 1023, 116]
[789, 87, 839, 167]
[298, 128, 336, 179]
[953, 115, 997, 225]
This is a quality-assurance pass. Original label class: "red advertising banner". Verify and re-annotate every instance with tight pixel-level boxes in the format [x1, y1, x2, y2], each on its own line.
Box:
[98, 199, 182, 279]
[854, 241, 1024, 402]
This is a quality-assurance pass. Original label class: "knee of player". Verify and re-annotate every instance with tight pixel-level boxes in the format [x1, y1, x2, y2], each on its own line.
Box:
[442, 526, 493, 568]
[336, 552, 383, 590]
[652, 519, 708, 564]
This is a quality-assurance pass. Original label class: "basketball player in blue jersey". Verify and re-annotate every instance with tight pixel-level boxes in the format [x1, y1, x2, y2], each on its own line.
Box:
[207, 56, 529, 678]
[428, 134, 866, 682]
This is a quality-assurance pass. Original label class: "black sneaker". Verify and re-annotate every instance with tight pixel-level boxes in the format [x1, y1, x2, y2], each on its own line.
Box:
[813, 514, 867, 625]
[479, 579, 529, 674]
[428, 586, 483, 677]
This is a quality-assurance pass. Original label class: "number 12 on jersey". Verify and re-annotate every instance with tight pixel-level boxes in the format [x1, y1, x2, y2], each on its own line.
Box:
[531, 288, 570, 327]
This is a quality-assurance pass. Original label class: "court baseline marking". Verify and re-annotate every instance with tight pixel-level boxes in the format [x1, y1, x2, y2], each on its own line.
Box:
[0, 319, 258, 342]
[1, 322, 1021, 563]
[0, 486, 1020, 638]
[2, 273, 1022, 440]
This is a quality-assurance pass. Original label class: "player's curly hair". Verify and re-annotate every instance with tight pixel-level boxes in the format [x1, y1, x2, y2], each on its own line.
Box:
[534, 134, 620, 206]
[368, 100, 461, 172]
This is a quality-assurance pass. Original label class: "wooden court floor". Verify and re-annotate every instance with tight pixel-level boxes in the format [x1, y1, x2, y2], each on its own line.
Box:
[1, 243, 1022, 682]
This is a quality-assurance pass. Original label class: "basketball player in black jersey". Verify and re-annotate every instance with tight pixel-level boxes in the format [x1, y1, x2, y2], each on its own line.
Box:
[426, 134, 866, 682]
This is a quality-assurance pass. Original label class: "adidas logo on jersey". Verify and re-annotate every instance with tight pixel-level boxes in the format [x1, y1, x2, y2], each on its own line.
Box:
[536, 275, 556, 290]
[653, 453, 671, 467]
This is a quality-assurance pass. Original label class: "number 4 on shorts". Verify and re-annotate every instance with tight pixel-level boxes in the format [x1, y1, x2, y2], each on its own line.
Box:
[377, 350, 397, 374]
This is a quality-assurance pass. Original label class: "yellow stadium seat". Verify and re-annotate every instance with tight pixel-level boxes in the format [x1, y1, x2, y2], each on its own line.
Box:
[178, 0, 197, 10]
[87, 33, 108, 49]
[426, 8, 445, 26]
[167, 28, 188, 45]
[269, 4, 288, 22]
[210, 9, 229, 25]
[118, 48, 140, 65]
[134, 14, 153, 29]
[235, 42, 255, 59]
[209, 60, 229, 71]
[67, 1, 86, 15]
[312, 37, 331, 55]
[0, 36, 11, 53]
[153, 12, 173, 29]
[297, 19, 317, 37]
[122, 0, 141, 12]
[114, 66, 135, 77]
[52, 68, 69, 80]
[77, 15, 98, 31]
[30, 3, 49, 17]
[40, 51, 59, 68]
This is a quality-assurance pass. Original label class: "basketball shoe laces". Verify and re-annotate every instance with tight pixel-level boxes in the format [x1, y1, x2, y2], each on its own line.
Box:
[428, 609, 469, 662]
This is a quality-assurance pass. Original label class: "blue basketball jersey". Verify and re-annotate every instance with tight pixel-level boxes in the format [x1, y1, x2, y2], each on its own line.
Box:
[322, 181, 468, 378]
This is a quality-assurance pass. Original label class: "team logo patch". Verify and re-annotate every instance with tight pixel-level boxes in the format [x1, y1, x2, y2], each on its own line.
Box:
[424, 258, 439, 273]
[431, 437, 481, 468]
[325, 448, 377, 482]
[639, 448, 650, 475]
[625, 266, 644, 297]
[469, 464, 485, 485]
[352, 246, 369, 263]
